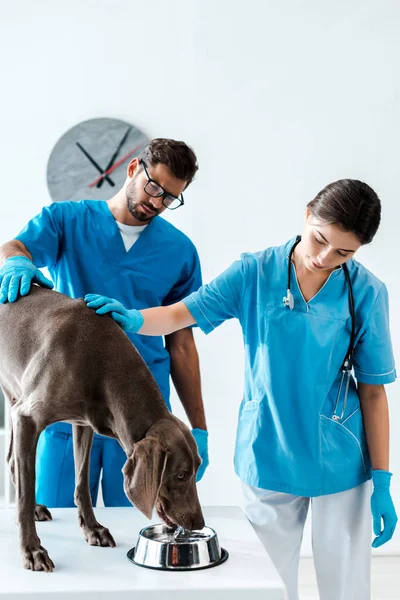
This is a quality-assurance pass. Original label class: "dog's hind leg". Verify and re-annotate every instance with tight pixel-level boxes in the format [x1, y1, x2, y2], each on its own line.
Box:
[6, 418, 15, 486]
[11, 405, 54, 572]
[4, 392, 52, 522]
[73, 424, 116, 548]
[3, 389, 17, 495]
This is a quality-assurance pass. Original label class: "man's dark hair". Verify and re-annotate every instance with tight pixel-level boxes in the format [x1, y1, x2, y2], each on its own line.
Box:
[138, 138, 198, 188]
[307, 179, 381, 245]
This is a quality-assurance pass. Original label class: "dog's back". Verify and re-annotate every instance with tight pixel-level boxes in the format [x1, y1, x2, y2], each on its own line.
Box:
[0, 286, 166, 432]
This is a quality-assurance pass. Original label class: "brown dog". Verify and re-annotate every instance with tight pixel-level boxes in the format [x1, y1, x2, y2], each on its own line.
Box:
[0, 285, 204, 572]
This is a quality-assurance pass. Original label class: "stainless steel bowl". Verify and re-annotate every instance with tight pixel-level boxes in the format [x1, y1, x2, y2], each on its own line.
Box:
[127, 523, 228, 571]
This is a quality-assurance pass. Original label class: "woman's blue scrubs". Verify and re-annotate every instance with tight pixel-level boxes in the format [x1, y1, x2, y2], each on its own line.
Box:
[183, 236, 396, 496]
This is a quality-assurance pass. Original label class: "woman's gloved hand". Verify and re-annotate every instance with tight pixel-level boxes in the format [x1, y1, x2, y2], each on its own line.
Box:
[84, 294, 144, 333]
[0, 256, 53, 303]
[371, 469, 398, 548]
[192, 428, 209, 482]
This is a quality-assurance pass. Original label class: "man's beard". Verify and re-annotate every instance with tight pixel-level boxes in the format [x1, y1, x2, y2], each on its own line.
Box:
[126, 181, 156, 223]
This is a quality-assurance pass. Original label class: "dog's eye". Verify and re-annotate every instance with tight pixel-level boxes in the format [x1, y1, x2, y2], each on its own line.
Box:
[177, 473, 186, 480]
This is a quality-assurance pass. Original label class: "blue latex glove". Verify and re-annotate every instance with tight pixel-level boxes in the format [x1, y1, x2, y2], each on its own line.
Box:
[371, 470, 398, 548]
[0, 256, 53, 303]
[84, 294, 144, 333]
[192, 428, 209, 482]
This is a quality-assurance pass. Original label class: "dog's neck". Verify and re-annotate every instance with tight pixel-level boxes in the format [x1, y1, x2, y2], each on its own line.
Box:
[112, 413, 163, 456]
[100, 380, 171, 456]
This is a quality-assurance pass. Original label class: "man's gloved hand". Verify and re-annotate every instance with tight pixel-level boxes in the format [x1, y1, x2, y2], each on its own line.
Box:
[371, 470, 398, 548]
[0, 256, 53, 304]
[192, 428, 209, 482]
[84, 294, 144, 333]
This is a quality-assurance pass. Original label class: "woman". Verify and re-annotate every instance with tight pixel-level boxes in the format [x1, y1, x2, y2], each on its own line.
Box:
[85, 179, 397, 600]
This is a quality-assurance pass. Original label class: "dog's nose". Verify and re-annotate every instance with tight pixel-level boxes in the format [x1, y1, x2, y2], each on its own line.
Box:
[192, 514, 205, 531]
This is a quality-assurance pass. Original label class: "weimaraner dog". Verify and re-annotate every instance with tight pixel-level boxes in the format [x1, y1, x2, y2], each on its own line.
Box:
[0, 285, 205, 572]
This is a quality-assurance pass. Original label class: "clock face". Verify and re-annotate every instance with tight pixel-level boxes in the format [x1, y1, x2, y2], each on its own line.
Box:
[47, 118, 149, 202]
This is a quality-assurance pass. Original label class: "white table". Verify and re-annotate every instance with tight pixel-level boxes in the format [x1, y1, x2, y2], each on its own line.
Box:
[0, 506, 286, 599]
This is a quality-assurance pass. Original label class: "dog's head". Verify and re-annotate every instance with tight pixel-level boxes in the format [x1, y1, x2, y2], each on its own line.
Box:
[122, 415, 205, 531]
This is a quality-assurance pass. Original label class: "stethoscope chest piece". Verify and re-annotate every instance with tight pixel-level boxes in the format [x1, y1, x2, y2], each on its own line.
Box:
[283, 290, 295, 310]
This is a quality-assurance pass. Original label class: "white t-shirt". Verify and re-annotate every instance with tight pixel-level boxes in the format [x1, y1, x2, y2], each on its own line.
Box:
[116, 221, 147, 251]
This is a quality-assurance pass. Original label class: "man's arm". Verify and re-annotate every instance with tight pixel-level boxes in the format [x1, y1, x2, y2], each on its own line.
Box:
[0, 240, 53, 303]
[0, 239, 32, 264]
[166, 327, 209, 481]
[0, 205, 65, 303]
[165, 328, 206, 430]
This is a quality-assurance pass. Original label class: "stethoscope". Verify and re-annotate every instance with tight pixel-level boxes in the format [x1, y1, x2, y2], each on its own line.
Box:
[283, 235, 356, 421]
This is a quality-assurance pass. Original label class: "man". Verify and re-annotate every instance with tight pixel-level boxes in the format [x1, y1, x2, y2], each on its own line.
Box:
[0, 138, 209, 507]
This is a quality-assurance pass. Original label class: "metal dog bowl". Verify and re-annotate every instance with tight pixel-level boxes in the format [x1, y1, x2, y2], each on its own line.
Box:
[127, 524, 229, 571]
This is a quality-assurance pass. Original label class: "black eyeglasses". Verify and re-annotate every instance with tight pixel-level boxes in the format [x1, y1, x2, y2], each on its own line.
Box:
[141, 161, 184, 210]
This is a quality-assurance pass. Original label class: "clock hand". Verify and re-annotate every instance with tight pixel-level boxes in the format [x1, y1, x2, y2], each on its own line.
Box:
[97, 126, 132, 189]
[76, 142, 115, 187]
[89, 141, 146, 188]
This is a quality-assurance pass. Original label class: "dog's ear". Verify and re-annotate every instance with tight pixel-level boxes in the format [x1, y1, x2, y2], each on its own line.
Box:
[123, 437, 168, 519]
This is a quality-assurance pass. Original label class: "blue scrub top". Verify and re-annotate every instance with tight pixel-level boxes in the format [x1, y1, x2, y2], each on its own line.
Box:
[183, 236, 396, 496]
[16, 200, 202, 416]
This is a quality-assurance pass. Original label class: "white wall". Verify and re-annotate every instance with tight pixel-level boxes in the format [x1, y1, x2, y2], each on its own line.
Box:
[1, 0, 400, 555]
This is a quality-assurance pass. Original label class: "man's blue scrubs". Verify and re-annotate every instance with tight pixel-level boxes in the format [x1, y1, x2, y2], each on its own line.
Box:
[16, 200, 202, 506]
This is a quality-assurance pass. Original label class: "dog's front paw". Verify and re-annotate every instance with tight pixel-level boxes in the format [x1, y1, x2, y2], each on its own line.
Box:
[85, 525, 116, 547]
[35, 504, 52, 522]
[82, 523, 116, 547]
[21, 542, 54, 572]
[78, 514, 116, 547]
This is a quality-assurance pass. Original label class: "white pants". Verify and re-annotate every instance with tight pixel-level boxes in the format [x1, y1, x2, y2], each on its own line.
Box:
[242, 481, 372, 600]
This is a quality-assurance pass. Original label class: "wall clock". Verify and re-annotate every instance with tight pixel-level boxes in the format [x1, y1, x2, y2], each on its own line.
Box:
[47, 117, 149, 202]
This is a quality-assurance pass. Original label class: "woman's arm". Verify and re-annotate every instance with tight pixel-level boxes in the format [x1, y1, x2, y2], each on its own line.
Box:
[138, 302, 196, 336]
[358, 382, 398, 548]
[86, 258, 248, 336]
[84, 294, 196, 335]
[358, 382, 390, 471]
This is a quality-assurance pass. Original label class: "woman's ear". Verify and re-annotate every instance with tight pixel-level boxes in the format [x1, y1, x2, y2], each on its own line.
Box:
[304, 207, 312, 223]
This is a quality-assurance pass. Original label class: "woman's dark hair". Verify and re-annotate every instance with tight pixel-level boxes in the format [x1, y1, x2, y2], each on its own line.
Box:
[307, 179, 381, 245]
[138, 138, 198, 188]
